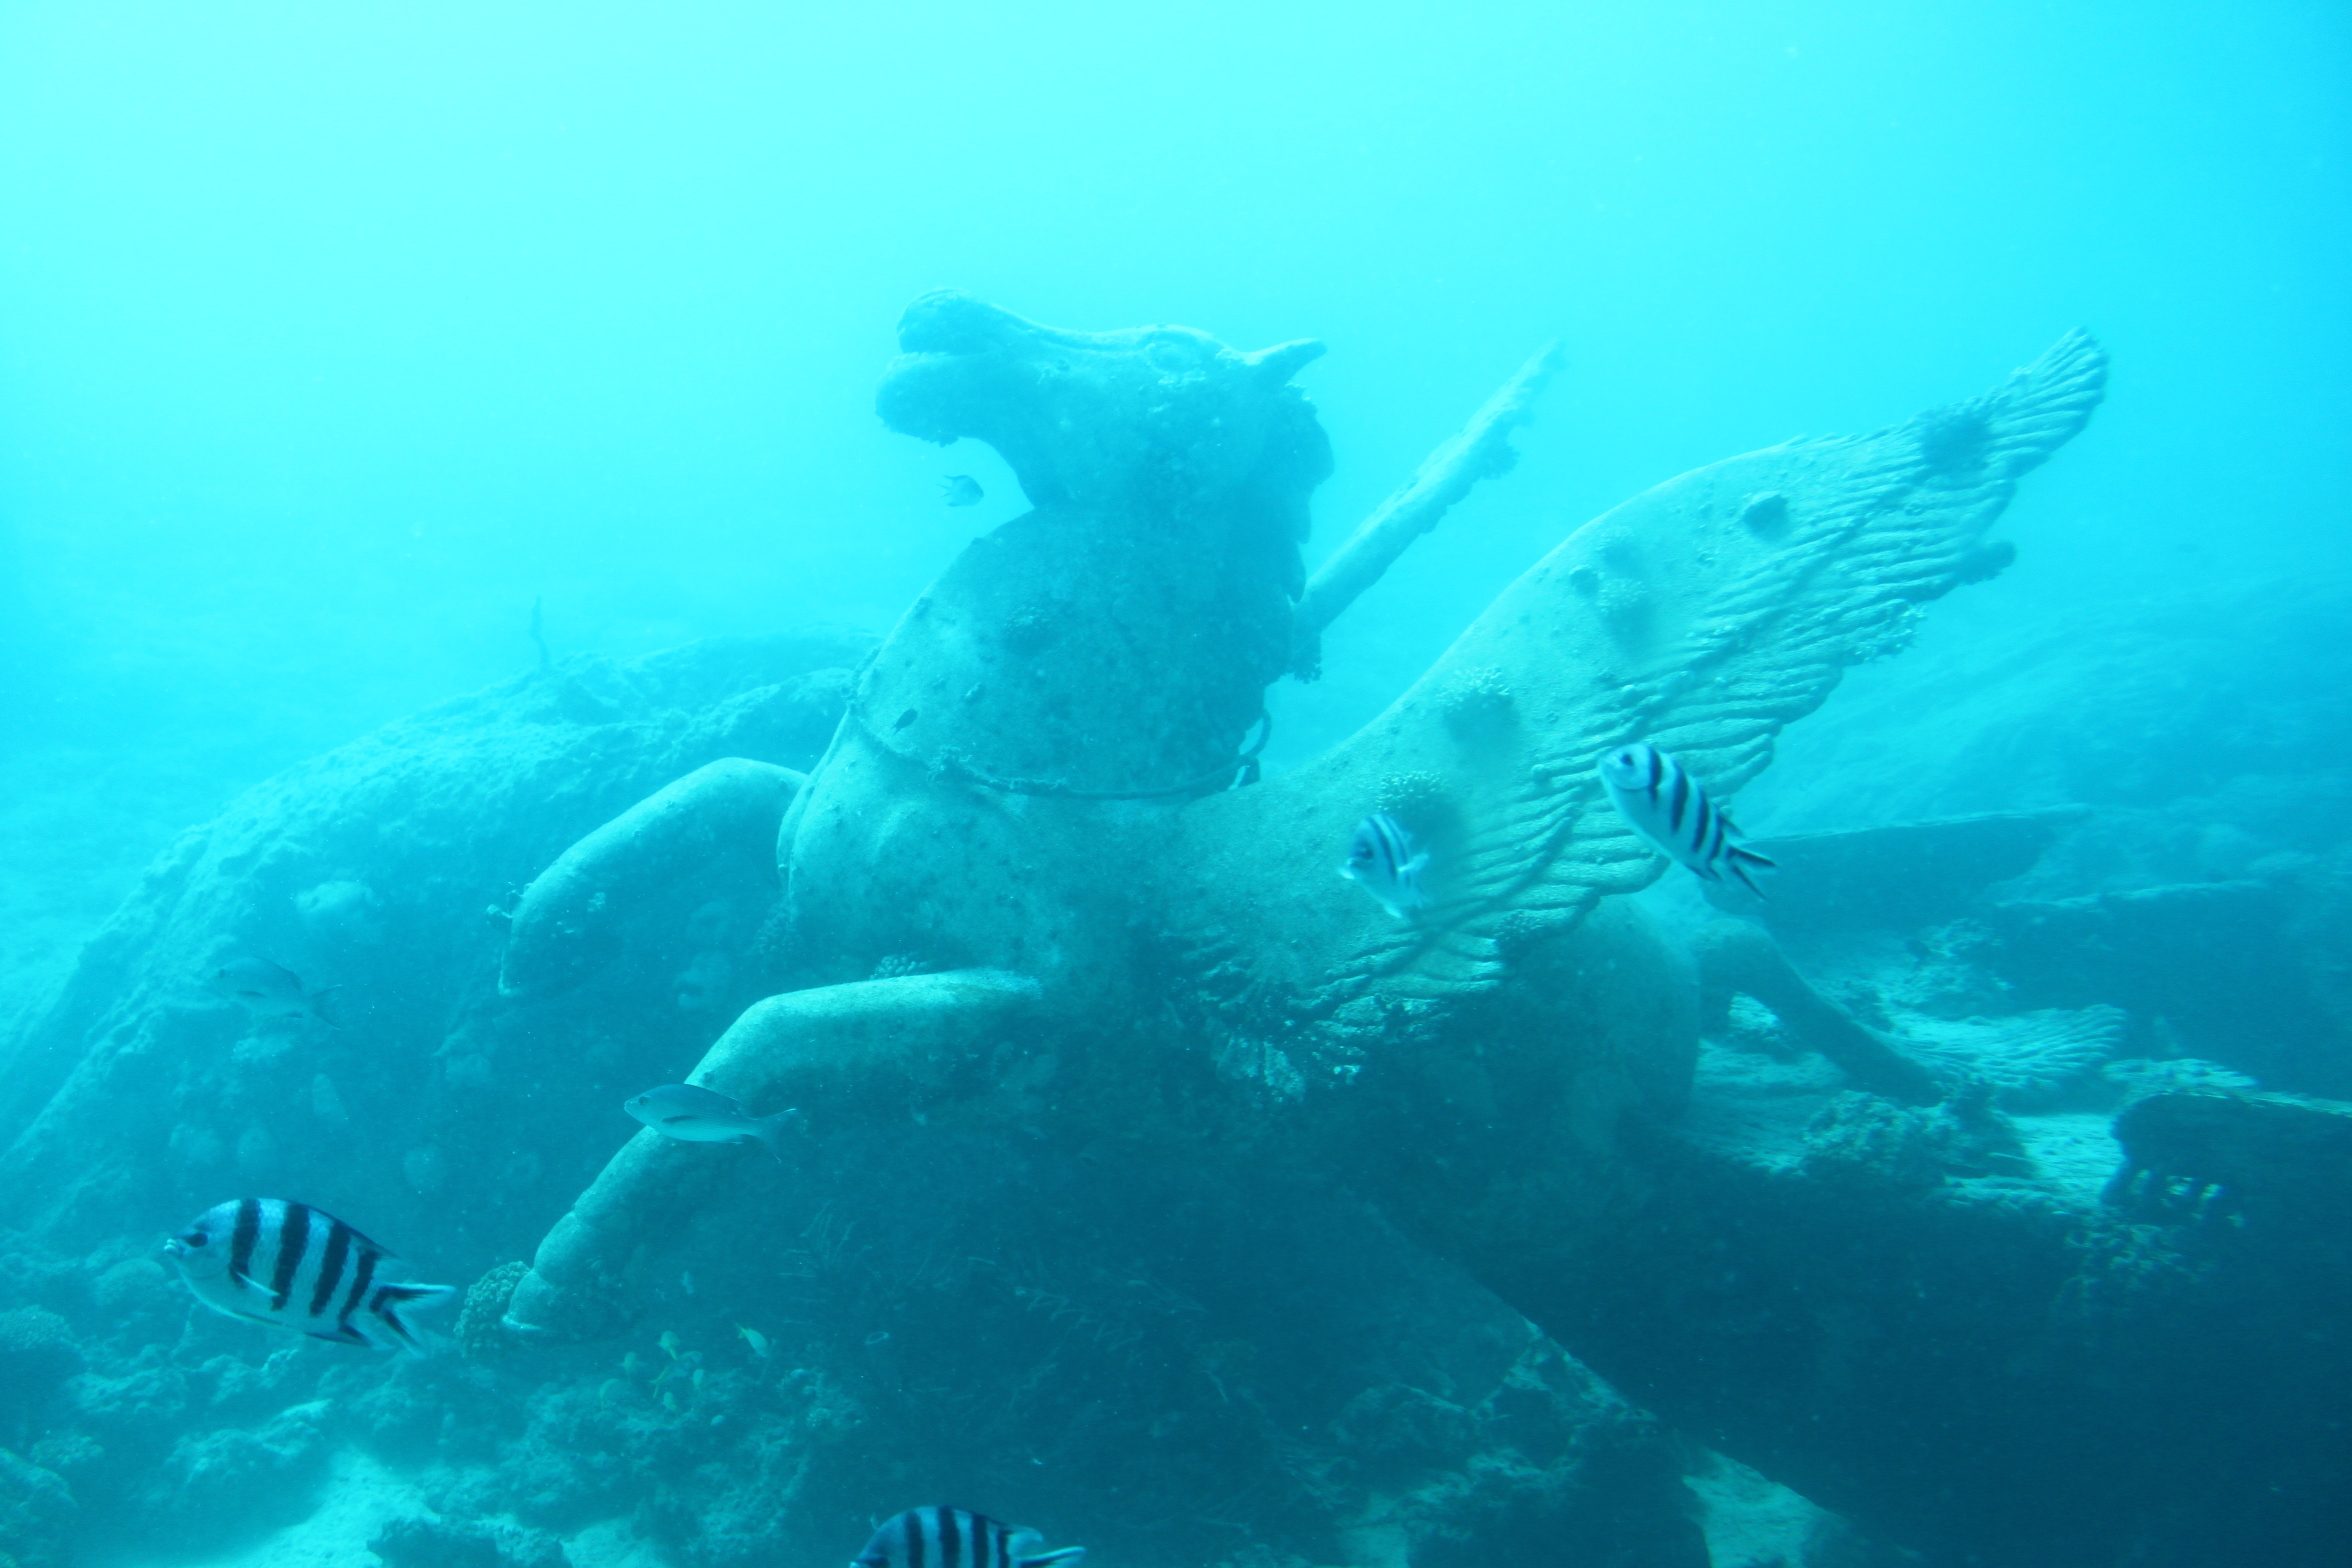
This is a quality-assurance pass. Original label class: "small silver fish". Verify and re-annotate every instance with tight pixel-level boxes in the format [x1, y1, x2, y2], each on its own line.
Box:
[852, 1507, 1084, 1568]
[625, 1084, 800, 1160]
[1596, 741, 1775, 896]
[940, 474, 984, 507]
[207, 954, 339, 1026]
[1339, 811, 1429, 921]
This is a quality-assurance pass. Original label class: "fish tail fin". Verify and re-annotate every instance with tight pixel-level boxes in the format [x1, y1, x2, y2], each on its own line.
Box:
[755, 1108, 804, 1163]
[1725, 845, 1777, 899]
[305, 985, 344, 1028]
[368, 1282, 459, 1354]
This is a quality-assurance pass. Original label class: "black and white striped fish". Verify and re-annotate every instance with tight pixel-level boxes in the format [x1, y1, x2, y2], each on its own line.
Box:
[1597, 742, 1775, 896]
[1339, 811, 1430, 921]
[163, 1198, 456, 1353]
[851, 1507, 1084, 1568]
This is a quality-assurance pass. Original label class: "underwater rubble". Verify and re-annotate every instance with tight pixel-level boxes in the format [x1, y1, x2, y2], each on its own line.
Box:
[1568, 810, 2352, 1567]
[15, 705, 2338, 1568]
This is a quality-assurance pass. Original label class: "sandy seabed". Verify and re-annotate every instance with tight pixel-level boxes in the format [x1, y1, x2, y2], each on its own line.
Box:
[104, 1450, 666, 1568]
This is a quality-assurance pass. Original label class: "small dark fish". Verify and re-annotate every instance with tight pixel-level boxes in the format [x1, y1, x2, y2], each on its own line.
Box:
[852, 1507, 1084, 1568]
[941, 474, 984, 507]
[1596, 741, 1775, 896]
[163, 1198, 455, 1353]
[207, 954, 339, 1026]
[626, 1083, 800, 1160]
[528, 594, 553, 672]
[1339, 811, 1429, 921]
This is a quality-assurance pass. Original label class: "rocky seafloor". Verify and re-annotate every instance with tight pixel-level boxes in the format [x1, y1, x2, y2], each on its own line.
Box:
[2, 629, 2346, 1568]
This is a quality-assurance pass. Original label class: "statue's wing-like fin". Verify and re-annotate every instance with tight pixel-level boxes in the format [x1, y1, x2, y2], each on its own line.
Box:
[1170, 331, 2106, 1025]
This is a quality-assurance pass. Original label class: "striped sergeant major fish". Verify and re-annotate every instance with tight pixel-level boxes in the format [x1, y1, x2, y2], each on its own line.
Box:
[852, 1507, 1084, 1568]
[163, 1198, 456, 1353]
[1339, 810, 1430, 921]
[1597, 741, 1776, 896]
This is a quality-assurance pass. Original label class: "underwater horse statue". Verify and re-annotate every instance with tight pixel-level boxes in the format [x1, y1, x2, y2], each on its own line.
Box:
[497, 291, 2105, 1349]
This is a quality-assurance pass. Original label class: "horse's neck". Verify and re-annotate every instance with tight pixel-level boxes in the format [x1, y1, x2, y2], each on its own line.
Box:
[859, 504, 1295, 795]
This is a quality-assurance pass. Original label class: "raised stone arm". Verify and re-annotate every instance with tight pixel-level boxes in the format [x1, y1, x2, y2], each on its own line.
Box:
[1290, 341, 1564, 675]
[499, 758, 804, 998]
[1694, 921, 1945, 1103]
[501, 967, 1049, 1337]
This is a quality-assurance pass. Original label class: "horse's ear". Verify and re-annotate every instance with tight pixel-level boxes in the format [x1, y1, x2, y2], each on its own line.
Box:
[1240, 338, 1325, 386]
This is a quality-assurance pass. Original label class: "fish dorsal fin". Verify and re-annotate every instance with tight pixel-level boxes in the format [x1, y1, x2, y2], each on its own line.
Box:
[1166, 332, 2105, 1029]
[326, 1216, 398, 1261]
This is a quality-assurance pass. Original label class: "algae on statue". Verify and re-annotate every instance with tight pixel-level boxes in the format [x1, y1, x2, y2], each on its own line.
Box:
[498, 294, 2107, 1353]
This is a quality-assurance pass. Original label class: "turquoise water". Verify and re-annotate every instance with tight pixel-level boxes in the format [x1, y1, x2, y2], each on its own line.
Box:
[2, 5, 2346, 1566]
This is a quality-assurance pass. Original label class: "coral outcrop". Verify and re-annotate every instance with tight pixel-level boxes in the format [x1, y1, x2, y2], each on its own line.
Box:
[370, 1515, 570, 1568]
[0, 633, 859, 1266]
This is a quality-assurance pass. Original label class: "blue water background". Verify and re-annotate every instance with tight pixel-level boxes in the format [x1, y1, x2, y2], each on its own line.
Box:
[6, 3, 2345, 804]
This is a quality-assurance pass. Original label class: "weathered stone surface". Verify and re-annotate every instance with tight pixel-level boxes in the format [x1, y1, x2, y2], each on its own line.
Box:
[2107, 1088, 2352, 1223]
[1983, 876, 2346, 1094]
[1737, 806, 2084, 931]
